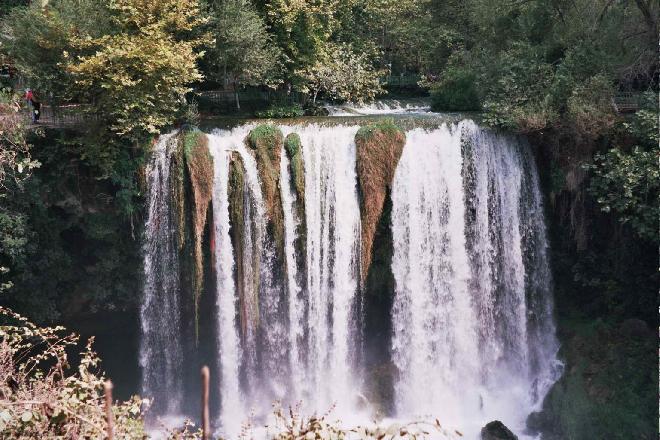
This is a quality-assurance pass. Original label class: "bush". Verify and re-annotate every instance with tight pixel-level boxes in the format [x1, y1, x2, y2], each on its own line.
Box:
[254, 103, 304, 119]
[284, 132, 301, 158]
[430, 69, 481, 112]
[0, 307, 147, 439]
[586, 146, 659, 242]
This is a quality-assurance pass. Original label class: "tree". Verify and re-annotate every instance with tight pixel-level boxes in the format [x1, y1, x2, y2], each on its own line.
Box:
[0, 0, 111, 103]
[296, 43, 384, 104]
[206, 0, 282, 109]
[0, 90, 38, 295]
[66, 0, 208, 140]
[261, 0, 339, 85]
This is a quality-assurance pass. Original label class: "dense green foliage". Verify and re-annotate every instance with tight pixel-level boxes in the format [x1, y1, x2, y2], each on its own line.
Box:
[426, 1, 657, 138]
[529, 318, 656, 440]
[1, 129, 143, 322]
[429, 69, 480, 111]
[585, 94, 659, 242]
[254, 103, 304, 119]
[587, 146, 658, 242]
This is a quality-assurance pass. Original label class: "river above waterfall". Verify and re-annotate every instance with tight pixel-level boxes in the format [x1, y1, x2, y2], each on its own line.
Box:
[140, 114, 561, 440]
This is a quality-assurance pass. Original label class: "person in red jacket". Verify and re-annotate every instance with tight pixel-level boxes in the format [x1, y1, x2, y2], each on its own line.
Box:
[25, 89, 40, 123]
[25, 89, 34, 104]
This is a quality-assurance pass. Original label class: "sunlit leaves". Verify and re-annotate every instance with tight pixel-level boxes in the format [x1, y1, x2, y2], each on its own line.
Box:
[296, 43, 385, 103]
[586, 146, 659, 242]
[67, 0, 207, 140]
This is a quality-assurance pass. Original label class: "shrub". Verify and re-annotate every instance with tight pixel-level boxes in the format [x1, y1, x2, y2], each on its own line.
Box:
[586, 146, 659, 242]
[284, 132, 301, 158]
[254, 103, 304, 119]
[430, 69, 481, 112]
[0, 306, 146, 439]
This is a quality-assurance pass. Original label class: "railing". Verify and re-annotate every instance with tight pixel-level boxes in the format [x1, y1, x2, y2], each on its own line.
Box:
[611, 93, 641, 113]
[382, 74, 421, 87]
[28, 104, 98, 127]
[197, 88, 303, 105]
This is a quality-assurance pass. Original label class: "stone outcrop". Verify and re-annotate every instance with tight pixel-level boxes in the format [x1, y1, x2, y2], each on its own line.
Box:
[184, 131, 213, 322]
[247, 125, 285, 258]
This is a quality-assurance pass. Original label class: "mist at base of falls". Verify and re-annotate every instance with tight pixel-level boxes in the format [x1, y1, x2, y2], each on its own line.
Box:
[140, 118, 560, 439]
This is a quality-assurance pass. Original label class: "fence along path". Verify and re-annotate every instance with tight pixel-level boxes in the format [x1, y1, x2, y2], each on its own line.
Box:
[611, 93, 641, 113]
[30, 104, 98, 127]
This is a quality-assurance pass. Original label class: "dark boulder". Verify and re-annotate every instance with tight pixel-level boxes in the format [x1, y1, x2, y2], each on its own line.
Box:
[481, 421, 518, 440]
[526, 410, 558, 437]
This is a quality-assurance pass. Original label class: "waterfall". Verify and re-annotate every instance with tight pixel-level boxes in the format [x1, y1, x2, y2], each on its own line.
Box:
[141, 120, 559, 439]
[390, 122, 560, 437]
[391, 124, 479, 422]
[140, 132, 184, 415]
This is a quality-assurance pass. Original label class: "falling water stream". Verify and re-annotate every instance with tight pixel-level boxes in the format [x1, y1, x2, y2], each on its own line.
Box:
[390, 122, 560, 437]
[141, 118, 560, 439]
[140, 133, 184, 416]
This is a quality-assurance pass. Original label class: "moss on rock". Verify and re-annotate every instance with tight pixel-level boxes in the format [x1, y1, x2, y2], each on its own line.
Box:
[284, 133, 305, 209]
[183, 131, 214, 331]
[528, 318, 656, 440]
[171, 130, 214, 341]
[284, 132, 301, 157]
[247, 124, 285, 257]
[355, 120, 406, 284]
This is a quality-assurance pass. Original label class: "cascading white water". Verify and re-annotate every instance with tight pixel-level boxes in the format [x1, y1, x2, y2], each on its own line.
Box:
[391, 122, 560, 438]
[286, 125, 363, 418]
[391, 124, 480, 423]
[208, 132, 245, 437]
[279, 151, 306, 399]
[140, 132, 184, 415]
[326, 99, 431, 116]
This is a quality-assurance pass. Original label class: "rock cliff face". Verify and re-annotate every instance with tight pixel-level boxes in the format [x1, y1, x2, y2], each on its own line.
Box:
[530, 131, 657, 440]
[355, 121, 405, 284]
